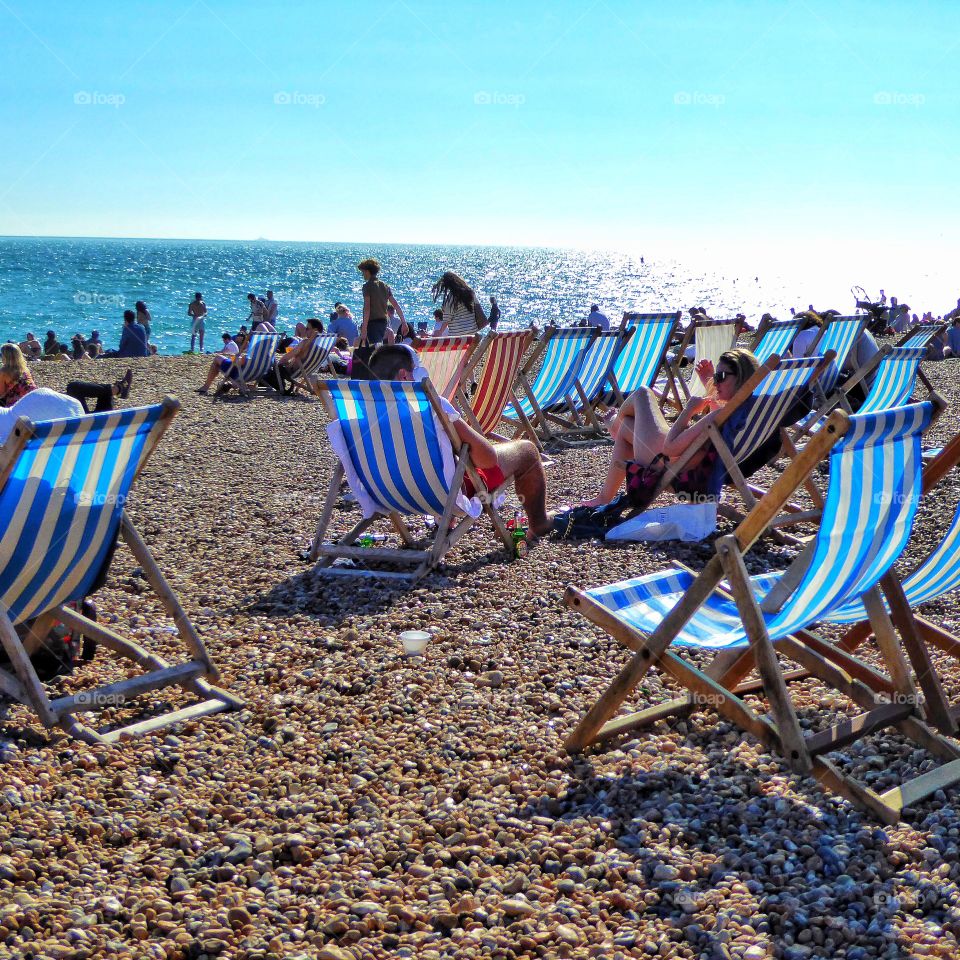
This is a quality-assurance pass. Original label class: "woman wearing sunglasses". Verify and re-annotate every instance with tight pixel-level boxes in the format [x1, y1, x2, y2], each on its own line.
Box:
[581, 348, 760, 508]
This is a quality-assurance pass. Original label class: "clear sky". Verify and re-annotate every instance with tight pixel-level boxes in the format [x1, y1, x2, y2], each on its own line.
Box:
[2, 0, 958, 283]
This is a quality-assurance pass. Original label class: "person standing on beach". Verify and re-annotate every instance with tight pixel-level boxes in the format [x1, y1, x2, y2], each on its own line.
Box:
[358, 258, 406, 346]
[430, 271, 485, 337]
[246, 293, 266, 327]
[265, 290, 279, 328]
[488, 296, 501, 331]
[188, 293, 207, 352]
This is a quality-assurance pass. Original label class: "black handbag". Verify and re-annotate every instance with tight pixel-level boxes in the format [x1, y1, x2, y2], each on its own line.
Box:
[351, 341, 377, 380]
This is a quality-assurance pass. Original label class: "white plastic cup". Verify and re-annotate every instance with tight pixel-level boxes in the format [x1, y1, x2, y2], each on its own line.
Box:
[399, 630, 431, 657]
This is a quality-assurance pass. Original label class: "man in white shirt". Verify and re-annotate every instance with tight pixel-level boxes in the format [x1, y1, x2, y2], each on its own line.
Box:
[0, 388, 84, 444]
[586, 304, 609, 330]
[264, 291, 279, 328]
[367, 345, 553, 538]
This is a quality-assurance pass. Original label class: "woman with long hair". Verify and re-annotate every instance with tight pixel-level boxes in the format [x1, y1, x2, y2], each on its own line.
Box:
[581, 348, 761, 507]
[135, 301, 152, 343]
[0, 343, 37, 407]
[430, 271, 485, 337]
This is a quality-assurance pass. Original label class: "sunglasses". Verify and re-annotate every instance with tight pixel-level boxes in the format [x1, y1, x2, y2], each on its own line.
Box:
[713, 369, 735, 383]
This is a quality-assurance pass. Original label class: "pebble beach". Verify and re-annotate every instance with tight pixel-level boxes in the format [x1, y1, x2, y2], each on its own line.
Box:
[3, 350, 960, 960]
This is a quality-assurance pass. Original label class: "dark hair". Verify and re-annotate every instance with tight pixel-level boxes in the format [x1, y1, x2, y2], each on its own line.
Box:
[329, 311, 338, 322]
[431, 271, 475, 311]
[195, 292, 203, 299]
[357, 258, 380, 276]
[46, 330, 55, 339]
[307, 318, 324, 332]
[335, 336, 349, 349]
[433, 308, 444, 321]
[124, 310, 136, 322]
[369, 345, 414, 380]
[135, 301, 147, 311]
[222, 331, 232, 340]
[247, 293, 256, 301]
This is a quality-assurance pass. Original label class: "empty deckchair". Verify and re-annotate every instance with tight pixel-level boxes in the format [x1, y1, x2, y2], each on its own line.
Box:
[503, 327, 598, 443]
[285, 334, 336, 394]
[554, 329, 631, 440]
[850, 346, 930, 415]
[417, 335, 481, 401]
[601, 312, 681, 407]
[564, 399, 960, 823]
[676, 317, 741, 400]
[0, 400, 242, 744]
[751, 317, 803, 364]
[456, 329, 537, 445]
[311, 378, 514, 581]
[222, 333, 280, 397]
[897, 322, 946, 349]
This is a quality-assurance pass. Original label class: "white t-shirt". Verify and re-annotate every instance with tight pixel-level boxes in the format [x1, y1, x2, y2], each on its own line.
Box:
[221, 341, 239, 357]
[0, 388, 85, 444]
[791, 327, 819, 357]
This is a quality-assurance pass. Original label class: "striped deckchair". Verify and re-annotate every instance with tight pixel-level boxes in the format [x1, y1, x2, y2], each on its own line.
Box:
[553, 329, 631, 439]
[503, 327, 598, 443]
[897, 322, 946, 349]
[601, 311, 681, 407]
[311, 378, 514, 581]
[853, 346, 930, 414]
[677, 317, 741, 401]
[0, 399, 242, 744]
[455, 330, 537, 445]
[418, 335, 481, 401]
[648, 354, 833, 522]
[751, 317, 803, 364]
[564, 398, 960, 822]
[286, 334, 336, 394]
[222, 333, 280, 397]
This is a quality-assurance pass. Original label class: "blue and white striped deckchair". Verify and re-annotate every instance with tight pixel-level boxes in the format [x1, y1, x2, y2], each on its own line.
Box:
[0, 399, 241, 744]
[287, 333, 336, 393]
[654, 355, 831, 518]
[752, 317, 803, 364]
[855, 346, 930, 414]
[503, 327, 598, 442]
[565, 399, 960, 822]
[898, 322, 945, 350]
[312, 378, 514, 581]
[222, 333, 280, 396]
[601, 311, 680, 406]
[555, 329, 630, 438]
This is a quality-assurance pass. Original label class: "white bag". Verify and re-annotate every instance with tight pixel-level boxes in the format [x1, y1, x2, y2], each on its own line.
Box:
[605, 501, 717, 543]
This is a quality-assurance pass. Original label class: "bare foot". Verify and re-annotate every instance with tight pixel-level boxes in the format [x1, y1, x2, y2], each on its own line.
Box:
[577, 496, 606, 509]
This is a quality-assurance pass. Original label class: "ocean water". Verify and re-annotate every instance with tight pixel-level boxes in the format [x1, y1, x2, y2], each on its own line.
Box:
[0, 236, 887, 355]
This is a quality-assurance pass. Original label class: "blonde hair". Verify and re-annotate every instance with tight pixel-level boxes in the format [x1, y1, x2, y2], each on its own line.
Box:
[718, 348, 760, 388]
[1, 343, 28, 379]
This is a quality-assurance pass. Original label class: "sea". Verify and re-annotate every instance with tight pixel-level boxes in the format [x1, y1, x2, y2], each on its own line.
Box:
[0, 236, 952, 355]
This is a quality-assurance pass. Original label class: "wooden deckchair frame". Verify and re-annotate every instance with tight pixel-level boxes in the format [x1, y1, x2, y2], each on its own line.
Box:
[0, 398, 243, 745]
[311, 379, 515, 581]
[219, 333, 281, 399]
[285, 334, 337, 395]
[671, 317, 742, 404]
[509, 327, 599, 445]
[455, 330, 539, 448]
[610, 311, 683, 412]
[418, 334, 482, 402]
[564, 398, 960, 823]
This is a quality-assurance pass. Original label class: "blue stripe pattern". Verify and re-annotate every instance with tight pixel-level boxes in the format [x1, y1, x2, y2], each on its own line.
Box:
[584, 402, 932, 649]
[294, 334, 336, 377]
[236, 334, 279, 385]
[901, 327, 941, 349]
[605, 314, 677, 400]
[0, 405, 166, 625]
[570, 331, 625, 407]
[812, 316, 865, 395]
[503, 329, 595, 421]
[754, 320, 803, 364]
[857, 347, 926, 414]
[326, 380, 451, 517]
[726, 357, 821, 463]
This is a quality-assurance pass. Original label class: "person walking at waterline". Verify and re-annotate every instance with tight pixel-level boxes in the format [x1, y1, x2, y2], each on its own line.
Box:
[188, 292, 207, 352]
[357, 258, 406, 346]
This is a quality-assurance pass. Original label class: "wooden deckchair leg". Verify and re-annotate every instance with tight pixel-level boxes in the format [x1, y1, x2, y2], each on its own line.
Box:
[838, 620, 873, 653]
[122, 516, 216, 676]
[0, 610, 58, 727]
[429, 453, 469, 567]
[880, 572, 957, 734]
[780, 429, 825, 510]
[311, 462, 345, 561]
[20, 611, 59, 657]
[862, 587, 918, 702]
[389, 513, 417, 547]
[717, 536, 812, 773]
[509, 389, 542, 450]
[916, 617, 960, 660]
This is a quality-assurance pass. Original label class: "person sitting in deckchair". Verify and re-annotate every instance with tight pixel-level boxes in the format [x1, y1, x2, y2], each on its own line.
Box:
[581, 348, 760, 508]
[197, 332, 242, 395]
[368, 345, 554, 538]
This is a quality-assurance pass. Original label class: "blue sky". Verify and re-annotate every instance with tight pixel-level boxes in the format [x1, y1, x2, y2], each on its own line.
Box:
[1, 0, 958, 278]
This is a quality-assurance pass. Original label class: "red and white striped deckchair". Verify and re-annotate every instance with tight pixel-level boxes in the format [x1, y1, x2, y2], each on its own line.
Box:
[418, 335, 481, 401]
[456, 330, 537, 444]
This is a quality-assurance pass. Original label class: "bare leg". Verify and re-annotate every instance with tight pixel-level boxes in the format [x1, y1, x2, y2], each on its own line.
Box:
[493, 440, 551, 535]
[581, 387, 671, 507]
[199, 359, 222, 392]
